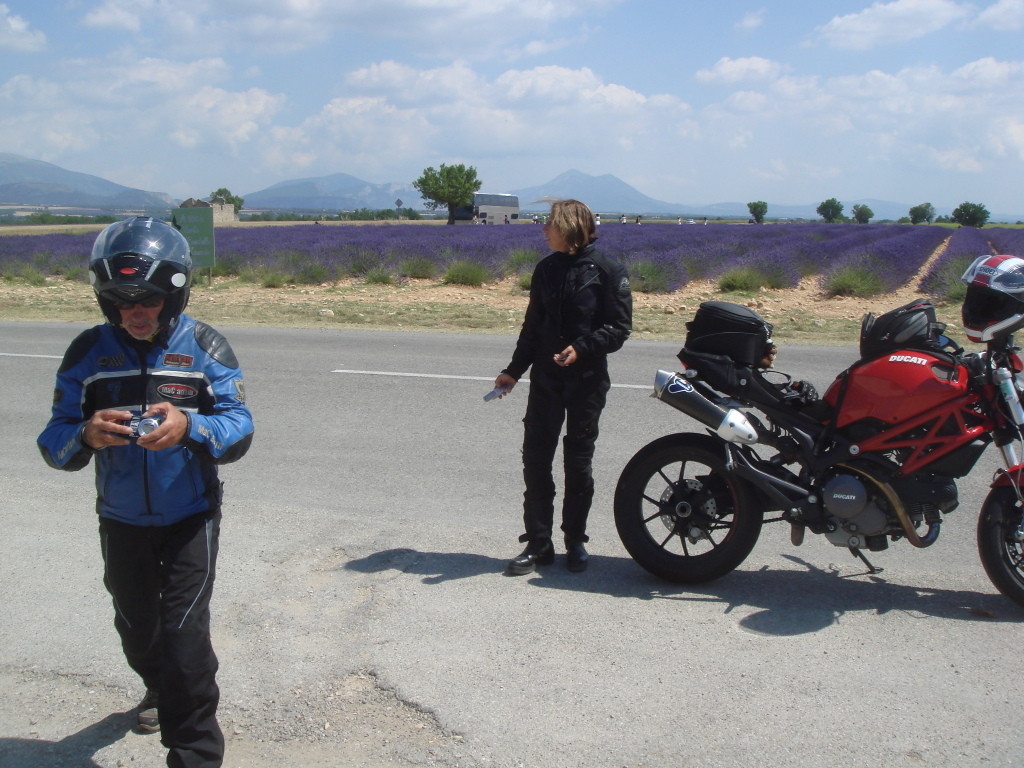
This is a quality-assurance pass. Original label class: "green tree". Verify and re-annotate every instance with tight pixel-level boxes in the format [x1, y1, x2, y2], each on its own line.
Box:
[210, 187, 244, 213]
[951, 201, 990, 228]
[816, 198, 844, 223]
[747, 201, 768, 224]
[412, 164, 482, 225]
[908, 202, 936, 225]
[851, 204, 874, 224]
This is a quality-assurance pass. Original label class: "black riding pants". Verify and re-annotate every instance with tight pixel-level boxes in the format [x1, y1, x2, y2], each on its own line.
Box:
[520, 361, 611, 545]
[100, 511, 224, 768]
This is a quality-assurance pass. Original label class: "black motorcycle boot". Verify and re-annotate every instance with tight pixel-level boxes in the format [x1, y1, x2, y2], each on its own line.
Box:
[565, 540, 589, 572]
[507, 539, 554, 575]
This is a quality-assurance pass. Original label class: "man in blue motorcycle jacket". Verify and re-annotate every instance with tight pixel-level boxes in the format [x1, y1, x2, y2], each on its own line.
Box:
[38, 217, 254, 768]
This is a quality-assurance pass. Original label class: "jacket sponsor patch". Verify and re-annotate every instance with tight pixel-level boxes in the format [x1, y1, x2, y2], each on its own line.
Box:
[162, 353, 195, 368]
[157, 382, 199, 400]
[234, 380, 247, 403]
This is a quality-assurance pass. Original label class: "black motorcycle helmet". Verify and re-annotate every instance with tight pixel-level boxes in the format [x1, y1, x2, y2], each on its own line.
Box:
[960, 254, 1024, 343]
[88, 217, 192, 329]
[859, 299, 943, 359]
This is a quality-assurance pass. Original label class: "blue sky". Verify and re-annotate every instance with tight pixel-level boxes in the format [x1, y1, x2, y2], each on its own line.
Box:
[1, 0, 1022, 215]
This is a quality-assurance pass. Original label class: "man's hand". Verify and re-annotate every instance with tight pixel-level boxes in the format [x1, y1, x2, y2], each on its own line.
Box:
[82, 404, 187, 451]
[81, 409, 134, 449]
[135, 402, 188, 451]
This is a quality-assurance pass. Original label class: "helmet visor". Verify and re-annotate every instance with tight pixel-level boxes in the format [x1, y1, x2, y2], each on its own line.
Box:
[963, 286, 1021, 326]
[961, 255, 1024, 294]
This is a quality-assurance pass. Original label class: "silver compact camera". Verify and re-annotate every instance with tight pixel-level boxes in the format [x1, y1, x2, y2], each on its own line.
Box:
[127, 414, 164, 438]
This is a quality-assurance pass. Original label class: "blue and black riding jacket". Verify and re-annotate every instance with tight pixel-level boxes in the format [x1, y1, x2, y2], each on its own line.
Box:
[38, 314, 254, 526]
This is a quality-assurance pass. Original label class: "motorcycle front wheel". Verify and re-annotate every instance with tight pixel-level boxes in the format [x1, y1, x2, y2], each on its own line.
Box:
[614, 434, 762, 583]
[977, 486, 1024, 608]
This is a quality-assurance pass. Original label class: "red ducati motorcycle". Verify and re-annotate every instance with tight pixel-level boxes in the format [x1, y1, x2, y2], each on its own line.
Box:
[614, 254, 1024, 607]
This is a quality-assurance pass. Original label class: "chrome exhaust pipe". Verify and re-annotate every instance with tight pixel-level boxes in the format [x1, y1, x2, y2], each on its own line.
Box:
[653, 369, 758, 444]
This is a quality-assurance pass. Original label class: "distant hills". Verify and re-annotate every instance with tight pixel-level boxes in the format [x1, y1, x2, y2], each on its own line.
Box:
[1, 152, 1019, 222]
[0, 153, 173, 211]
[242, 172, 422, 212]
[241, 167, 946, 221]
[510, 170, 954, 222]
[511, 170, 683, 215]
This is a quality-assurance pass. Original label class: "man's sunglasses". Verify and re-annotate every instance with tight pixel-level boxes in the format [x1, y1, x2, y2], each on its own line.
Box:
[112, 298, 163, 310]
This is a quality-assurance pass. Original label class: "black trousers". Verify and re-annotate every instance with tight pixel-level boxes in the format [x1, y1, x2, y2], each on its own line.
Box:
[520, 362, 611, 545]
[99, 511, 224, 768]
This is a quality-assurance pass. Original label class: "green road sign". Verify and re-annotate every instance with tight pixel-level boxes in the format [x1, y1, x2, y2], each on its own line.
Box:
[171, 207, 216, 268]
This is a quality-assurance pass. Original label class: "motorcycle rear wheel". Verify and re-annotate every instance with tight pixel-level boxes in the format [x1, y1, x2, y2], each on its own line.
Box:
[977, 486, 1024, 608]
[614, 434, 762, 583]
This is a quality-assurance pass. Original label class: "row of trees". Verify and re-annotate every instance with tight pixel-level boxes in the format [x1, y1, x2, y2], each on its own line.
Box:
[747, 198, 992, 227]
[215, 169, 999, 229]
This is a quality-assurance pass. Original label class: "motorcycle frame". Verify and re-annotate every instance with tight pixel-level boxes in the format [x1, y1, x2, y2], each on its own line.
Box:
[843, 390, 992, 478]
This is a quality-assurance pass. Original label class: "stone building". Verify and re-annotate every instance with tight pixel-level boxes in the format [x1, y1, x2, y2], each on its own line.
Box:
[179, 196, 237, 224]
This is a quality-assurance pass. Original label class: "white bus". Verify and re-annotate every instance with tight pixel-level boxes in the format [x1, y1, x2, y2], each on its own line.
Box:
[454, 193, 520, 224]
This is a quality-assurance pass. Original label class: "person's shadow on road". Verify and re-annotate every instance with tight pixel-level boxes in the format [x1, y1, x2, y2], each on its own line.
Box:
[345, 548, 1024, 634]
[0, 711, 134, 768]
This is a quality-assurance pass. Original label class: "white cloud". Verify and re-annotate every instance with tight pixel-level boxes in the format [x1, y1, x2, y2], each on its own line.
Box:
[346, 60, 485, 105]
[988, 116, 1024, 160]
[736, 9, 766, 30]
[950, 56, 1023, 85]
[258, 62, 688, 186]
[927, 146, 985, 173]
[815, 0, 970, 50]
[497, 65, 606, 103]
[695, 57, 788, 84]
[0, 4, 46, 51]
[976, 0, 1024, 29]
[724, 90, 770, 112]
[73, 0, 623, 59]
[262, 95, 439, 181]
[690, 54, 1024, 200]
[173, 85, 285, 148]
[81, 0, 160, 32]
[0, 51, 283, 171]
[509, 37, 575, 60]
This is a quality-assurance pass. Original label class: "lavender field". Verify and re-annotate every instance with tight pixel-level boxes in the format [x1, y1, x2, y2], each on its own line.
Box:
[1, 222, 1020, 298]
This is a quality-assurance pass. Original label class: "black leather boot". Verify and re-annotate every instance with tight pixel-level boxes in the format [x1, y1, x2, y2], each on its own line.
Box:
[507, 539, 554, 575]
[566, 541, 589, 572]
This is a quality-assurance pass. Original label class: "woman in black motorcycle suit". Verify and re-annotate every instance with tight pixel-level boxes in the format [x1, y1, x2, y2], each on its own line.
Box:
[493, 199, 632, 574]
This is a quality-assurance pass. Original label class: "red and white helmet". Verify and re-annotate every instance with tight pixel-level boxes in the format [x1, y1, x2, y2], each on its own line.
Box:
[961, 254, 1024, 342]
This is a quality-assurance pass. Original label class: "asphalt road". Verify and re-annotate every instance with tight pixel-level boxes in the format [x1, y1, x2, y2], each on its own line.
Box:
[1, 321, 1021, 768]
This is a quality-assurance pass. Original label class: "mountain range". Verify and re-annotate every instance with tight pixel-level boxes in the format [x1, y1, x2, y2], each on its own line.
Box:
[1, 152, 1019, 222]
[0, 153, 173, 210]
[242, 172, 422, 212]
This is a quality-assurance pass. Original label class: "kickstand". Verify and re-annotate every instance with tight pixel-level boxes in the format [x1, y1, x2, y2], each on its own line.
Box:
[849, 547, 883, 574]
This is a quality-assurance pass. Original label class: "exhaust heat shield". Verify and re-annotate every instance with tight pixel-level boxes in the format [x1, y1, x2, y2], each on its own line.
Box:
[653, 369, 758, 444]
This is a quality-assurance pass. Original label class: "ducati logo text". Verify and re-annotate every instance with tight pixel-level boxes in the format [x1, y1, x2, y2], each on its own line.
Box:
[888, 354, 928, 365]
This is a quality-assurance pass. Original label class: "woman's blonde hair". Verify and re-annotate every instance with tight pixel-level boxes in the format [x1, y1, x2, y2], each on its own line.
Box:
[547, 199, 597, 254]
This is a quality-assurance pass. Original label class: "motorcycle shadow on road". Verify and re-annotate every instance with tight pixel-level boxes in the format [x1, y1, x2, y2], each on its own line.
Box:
[0, 711, 134, 768]
[345, 548, 1023, 635]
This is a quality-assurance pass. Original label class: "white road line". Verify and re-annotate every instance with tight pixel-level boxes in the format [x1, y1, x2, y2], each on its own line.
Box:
[330, 369, 650, 390]
[0, 352, 63, 359]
